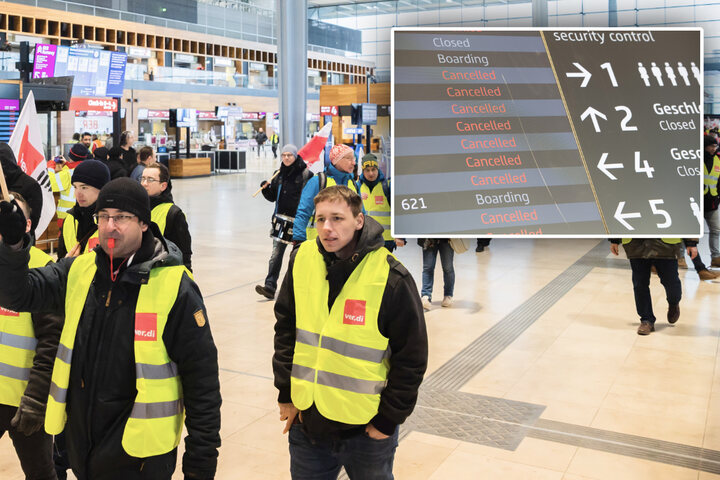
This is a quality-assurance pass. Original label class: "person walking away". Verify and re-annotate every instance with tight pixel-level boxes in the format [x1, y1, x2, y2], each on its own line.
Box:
[419, 238, 455, 310]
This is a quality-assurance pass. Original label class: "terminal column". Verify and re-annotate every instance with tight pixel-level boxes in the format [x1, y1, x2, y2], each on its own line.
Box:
[277, 0, 308, 148]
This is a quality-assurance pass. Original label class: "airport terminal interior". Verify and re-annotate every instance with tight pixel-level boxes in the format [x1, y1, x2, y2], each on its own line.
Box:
[1, 0, 720, 479]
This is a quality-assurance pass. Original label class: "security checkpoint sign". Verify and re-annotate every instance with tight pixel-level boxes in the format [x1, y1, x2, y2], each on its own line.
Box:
[391, 28, 702, 237]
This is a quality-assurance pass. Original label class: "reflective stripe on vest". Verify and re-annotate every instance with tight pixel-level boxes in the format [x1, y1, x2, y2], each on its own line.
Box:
[61, 216, 99, 255]
[360, 183, 392, 241]
[704, 155, 720, 196]
[306, 178, 359, 241]
[0, 247, 53, 407]
[151, 203, 173, 235]
[46, 252, 188, 458]
[291, 241, 391, 424]
[53, 168, 75, 220]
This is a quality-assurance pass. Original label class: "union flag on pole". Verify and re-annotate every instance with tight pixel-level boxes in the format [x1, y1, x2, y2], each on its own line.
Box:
[298, 122, 333, 174]
[7, 91, 54, 237]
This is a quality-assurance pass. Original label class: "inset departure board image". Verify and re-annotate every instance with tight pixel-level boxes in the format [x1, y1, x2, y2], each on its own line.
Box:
[392, 28, 702, 237]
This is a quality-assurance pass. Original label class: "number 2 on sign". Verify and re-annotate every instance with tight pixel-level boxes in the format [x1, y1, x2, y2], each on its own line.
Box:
[401, 198, 427, 211]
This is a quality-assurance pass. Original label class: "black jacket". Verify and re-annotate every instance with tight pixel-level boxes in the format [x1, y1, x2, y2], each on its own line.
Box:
[0, 228, 220, 480]
[121, 146, 137, 173]
[261, 155, 313, 217]
[57, 203, 98, 259]
[0, 143, 43, 235]
[150, 185, 193, 271]
[106, 147, 129, 179]
[26, 255, 63, 413]
[273, 217, 428, 438]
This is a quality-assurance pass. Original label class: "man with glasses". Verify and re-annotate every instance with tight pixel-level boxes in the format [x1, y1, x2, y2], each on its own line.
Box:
[0, 178, 221, 480]
[140, 163, 193, 271]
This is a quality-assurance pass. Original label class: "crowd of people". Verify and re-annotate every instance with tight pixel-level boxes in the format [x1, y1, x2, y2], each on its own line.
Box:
[0, 132, 431, 480]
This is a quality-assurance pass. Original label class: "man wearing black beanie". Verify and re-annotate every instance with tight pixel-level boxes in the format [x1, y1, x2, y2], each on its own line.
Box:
[0, 177, 221, 480]
[58, 159, 110, 259]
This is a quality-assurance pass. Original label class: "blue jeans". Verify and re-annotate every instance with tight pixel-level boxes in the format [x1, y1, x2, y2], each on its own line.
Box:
[264, 239, 288, 292]
[706, 209, 720, 258]
[421, 242, 454, 300]
[629, 258, 681, 323]
[289, 425, 399, 480]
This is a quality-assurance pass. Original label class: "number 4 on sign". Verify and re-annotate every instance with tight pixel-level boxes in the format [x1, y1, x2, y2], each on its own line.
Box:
[634, 152, 654, 178]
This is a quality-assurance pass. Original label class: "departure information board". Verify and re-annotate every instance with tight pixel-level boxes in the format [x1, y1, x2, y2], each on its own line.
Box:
[392, 29, 702, 237]
[33, 44, 127, 98]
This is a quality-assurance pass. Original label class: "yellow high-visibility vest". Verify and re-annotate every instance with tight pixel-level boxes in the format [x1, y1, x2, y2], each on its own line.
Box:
[61, 216, 99, 255]
[360, 182, 392, 241]
[307, 177, 359, 240]
[49, 167, 74, 220]
[704, 155, 720, 197]
[291, 241, 392, 425]
[0, 247, 54, 407]
[46, 252, 188, 457]
[151, 203, 173, 234]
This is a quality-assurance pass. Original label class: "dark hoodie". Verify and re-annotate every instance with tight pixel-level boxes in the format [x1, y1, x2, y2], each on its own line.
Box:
[149, 181, 193, 271]
[0, 143, 43, 235]
[106, 147, 129, 179]
[261, 153, 313, 217]
[0, 226, 221, 479]
[273, 216, 428, 439]
[57, 202, 98, 259]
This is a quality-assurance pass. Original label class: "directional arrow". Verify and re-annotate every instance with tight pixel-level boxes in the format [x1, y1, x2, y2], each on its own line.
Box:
[580, 107, 607, 133]
[566, 62, 592, 87]
[597, 153, 624, 180]
[614, 201, 641, 230]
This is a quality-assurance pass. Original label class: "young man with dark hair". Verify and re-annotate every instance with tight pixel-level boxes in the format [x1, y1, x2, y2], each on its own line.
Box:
[273, 185, 428, 479]
[0, 192, 62, 480]
[0, 178, 220, 480]
[141, 163, 193, 270]
[58, 159, 111, 259]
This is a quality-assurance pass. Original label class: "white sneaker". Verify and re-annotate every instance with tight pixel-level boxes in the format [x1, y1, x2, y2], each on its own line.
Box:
[441, 296, 453, 308]
[421, 296, 431, 311]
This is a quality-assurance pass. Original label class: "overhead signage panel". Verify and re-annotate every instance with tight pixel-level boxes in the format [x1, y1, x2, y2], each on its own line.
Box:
[392, 28, 702, 237]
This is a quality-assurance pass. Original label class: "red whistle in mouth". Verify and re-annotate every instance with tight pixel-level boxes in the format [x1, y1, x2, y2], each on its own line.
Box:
[108, 238, 115, 249]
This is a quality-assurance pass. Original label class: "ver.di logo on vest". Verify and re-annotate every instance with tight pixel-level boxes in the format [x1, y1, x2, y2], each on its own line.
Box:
[135, 313, 158, 341]
[375, 195, 384, 205]
[343, 299, 366, 326]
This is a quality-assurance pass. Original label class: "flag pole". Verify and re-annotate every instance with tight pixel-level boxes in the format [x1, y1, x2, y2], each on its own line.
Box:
[252, 170, 280, 198]
[0, 159, 10, 201]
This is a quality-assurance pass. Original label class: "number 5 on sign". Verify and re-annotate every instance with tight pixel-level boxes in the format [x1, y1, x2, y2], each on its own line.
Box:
[649, 199, 671, 228]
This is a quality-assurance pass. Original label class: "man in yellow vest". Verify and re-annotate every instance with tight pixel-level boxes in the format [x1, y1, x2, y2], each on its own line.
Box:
[0, 192, 62, 480]
[273, 185, 428, 479]
[357, 153, 405, 252]
[141, 163, 193, 270]
[610, 238, 698, 335]
[57, 159, 110, 259]
[0, 178, 220, 480]
[704, 136, 720, 268]
[292, 144, 361, 243]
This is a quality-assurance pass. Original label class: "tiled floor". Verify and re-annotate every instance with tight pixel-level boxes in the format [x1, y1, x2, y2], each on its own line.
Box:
[2, 153, 720, 479]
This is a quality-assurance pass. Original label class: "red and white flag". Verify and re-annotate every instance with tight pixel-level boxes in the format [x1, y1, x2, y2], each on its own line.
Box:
[7, 91, 54, 237]
[298, 122, 332, 174]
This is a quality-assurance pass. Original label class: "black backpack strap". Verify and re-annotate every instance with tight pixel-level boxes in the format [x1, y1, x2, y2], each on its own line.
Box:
[318, 172, 327, 191]
[382, 179, 391, 207]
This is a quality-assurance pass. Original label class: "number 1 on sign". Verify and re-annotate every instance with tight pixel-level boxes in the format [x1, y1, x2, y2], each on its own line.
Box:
[600, 62, 619, 87]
